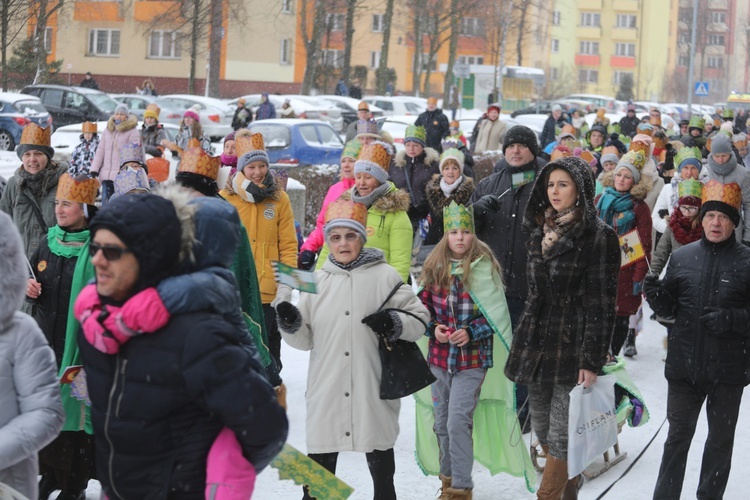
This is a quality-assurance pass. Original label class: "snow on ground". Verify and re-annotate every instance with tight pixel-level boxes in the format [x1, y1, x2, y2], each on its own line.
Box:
[0, 150, 18, 180]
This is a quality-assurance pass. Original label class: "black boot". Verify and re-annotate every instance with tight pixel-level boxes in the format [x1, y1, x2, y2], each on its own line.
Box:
[623, 328, 637, 357]
[38, 473, 58, 500]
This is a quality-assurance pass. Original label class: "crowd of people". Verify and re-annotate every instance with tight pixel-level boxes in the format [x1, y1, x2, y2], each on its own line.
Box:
[0, 95, 748, 500]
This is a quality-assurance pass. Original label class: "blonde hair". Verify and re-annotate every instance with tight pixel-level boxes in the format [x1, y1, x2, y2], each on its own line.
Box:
[420, 232, 503, 291]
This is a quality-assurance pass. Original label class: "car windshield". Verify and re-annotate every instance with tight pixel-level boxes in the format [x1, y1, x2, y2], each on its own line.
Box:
[316, 125, 343, 146]
[13, 101, 48, 116]
[249, 124, 291, 148]
[87, 94, 118, 113]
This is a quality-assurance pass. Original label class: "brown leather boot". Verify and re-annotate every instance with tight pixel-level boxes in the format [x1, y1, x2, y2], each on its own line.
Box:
[562, 474, 583, 499]
[444, 486, 472, 499]
[275, 383, 287, 410]
[537, 455, 568, 499]
[438, 475, 452, 499]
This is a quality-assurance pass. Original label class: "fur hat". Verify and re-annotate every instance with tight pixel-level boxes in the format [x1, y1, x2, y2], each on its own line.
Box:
[502, 125, 539, 157]
[439, 148, 465, 174]
[17, 123, 54, 159]
[119, 142, 145, 168]
[354, 141, 391, 184]
[404, 125, 427, 146]
[615, 150, 647, 184]
[113, 169, 150, 198]
[324, 199, 368, 242]
[701, 180, 742, 227]
[487, 103, 501, 114]
[235, 130, 269, 169]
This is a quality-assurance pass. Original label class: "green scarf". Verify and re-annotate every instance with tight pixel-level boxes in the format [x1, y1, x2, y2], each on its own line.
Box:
[415, 256, 536, 492]
[47, 225, 90, 258]
[57, 235, 95, 433]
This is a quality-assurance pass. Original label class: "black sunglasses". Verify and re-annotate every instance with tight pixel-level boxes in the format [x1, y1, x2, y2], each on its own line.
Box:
[89, 242, 132, 261]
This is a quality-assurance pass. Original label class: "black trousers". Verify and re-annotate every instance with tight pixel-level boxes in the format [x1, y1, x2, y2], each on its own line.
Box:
[506, 296, 529, 420]
[610, 315, 630, 356]
[262, 303, 282, 373]
[653, 379, 744, 500]
[302, 449, 396, 500]
[39, 431, 94, 494]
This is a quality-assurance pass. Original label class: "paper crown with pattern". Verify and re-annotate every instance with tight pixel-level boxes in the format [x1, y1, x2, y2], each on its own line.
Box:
[404, 124, 427, 144]
[82, 121, 97, 134]
[574, 148, 597, 168]
[629, 134, 652, 156]
[675, 146, 702, 168]
[113, 169, 150, 198]
[356, 119, 380, 138]
[636, 123, 653, 137]
[549, 146, 572, 162]
[56, 173, 99, 205]
[678, 179, 703, 200]
[178, 147, 221, 180]
[235, 131, 265, 157]
[733, 133, 748, 149]
[21, 122, 51, 147]
[557, 123, 577, 139]
[146, 157, 170, 183]
[619, 150, 647, 170]
[273, 169, 289, 191]
[649, 115, 662, 127]
[119, 142, 145, 167]
[144, 103, 161, 120]
[342, 139, 362, 160]
[689, 115, 705, 130]
[702, 180, 741, 211]
[357, 142, 392, 171]
[443, 201, 474, 233]
[601, 145, 621, 160]
[324, 198, 368, 228]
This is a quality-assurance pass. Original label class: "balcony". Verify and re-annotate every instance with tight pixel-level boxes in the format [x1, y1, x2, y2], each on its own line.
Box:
[577, 26, 602, 38]
[578, 0, 602, 9]
[74, 2, 123, 22]
[611, 28, 637, 40]
[708, 0, 728, 8]
[610, 56, 636, 67]
[575, 54, 601, 66]
[134, 1, 182, 22]
[613, 0, 639, 11]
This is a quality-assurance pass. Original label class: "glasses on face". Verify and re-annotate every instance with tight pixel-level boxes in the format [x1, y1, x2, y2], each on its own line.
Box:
[679, 205, 699, 214]
[89, 242, 133, 261]
[329, 232, 359, 244]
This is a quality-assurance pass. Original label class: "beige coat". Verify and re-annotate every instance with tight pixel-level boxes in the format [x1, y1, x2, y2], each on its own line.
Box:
[473, 118, 507, 154]
[280, 255, 430, 454]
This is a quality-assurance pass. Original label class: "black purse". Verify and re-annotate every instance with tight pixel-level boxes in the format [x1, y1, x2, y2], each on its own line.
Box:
[370, 282, 436, 400]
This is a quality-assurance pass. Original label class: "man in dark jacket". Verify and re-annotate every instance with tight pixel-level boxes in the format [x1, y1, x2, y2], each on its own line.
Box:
[232, 98, 253, 130]
[620, 102, 641, 138]
[470, 125, 545, 427]
[540, 104, 566, 149]
[79, 72, 99, 90]
[78, 193, 288, 499]
[645, 180, 750, 500]
[415, 97, 450, 152]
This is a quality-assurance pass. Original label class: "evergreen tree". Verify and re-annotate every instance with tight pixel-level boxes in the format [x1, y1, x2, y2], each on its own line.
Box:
[7, 37, 62, 89]
[616, 74, 635, 101]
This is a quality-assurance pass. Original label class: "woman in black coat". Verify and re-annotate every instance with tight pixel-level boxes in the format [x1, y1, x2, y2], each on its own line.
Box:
[504, 156, 620, 499]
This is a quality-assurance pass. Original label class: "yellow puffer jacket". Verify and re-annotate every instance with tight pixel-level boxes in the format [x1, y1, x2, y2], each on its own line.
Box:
[221, 184, 298, 304]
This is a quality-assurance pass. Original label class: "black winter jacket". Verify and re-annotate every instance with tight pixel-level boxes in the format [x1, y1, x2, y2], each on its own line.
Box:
[647, 234, 750, 386]
[540, 115, 567, 148]
[619, 115, 641, 138]
[415, 108, 450, 152]
[470, 157, 544, 299]
[79, 311, 288, 499]
[390, 148, 441, 231]
[141, 124, 167, 158]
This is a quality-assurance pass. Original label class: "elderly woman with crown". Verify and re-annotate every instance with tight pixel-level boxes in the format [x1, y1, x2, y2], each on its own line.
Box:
[276, 198, 429, 500]
[1, 123, 65, 260]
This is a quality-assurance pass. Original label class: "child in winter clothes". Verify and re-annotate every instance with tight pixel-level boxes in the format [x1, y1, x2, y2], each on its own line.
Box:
[417, 201, 533, 498]
[68, 122, 99, 177]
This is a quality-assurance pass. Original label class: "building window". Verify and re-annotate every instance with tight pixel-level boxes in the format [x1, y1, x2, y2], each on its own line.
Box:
[419, 54, 437, 71]
[679, 8, 692, 23]
[326, 13, 344, 31]
[372, 14, 384, 32]
[580, 12, 600, 27]
[148, 31, 181, 59]
[615, 43, 636, 57]
[678, 32, 689, 44]
[460, 17, 485, 37]
[551, 39, 559, 53]
[578, 69, 598, 83]
[711, 11, 726, 24]
[88, 29, 119, 56]
[678, 55, 689, 67]
[579, 41, 599, 55]
[458, 55, 484, 65]
[321, 49, 344, 68]
[708, 34, 725, 46]
[707, 56, 724, 68]
[370, 51, 380, 69]
[616, 14, 636, 28]
[552, 11, 561, 25]
[550, 67, 559, 81]
[280, 38, 291, 65]
[34, 26, 53, 54]
[613, 71, 634, 85]
[281, 0, 292, 14]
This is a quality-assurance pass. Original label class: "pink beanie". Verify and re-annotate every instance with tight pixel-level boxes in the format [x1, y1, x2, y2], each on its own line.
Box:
[183, 110, 200, 122]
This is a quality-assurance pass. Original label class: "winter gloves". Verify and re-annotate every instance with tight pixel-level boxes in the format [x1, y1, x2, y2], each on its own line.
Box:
[362, 310, 403, 342]
[643, 274, 676, 319]
[271, 284, 293, 309]
[297, 250, 316, 271]
[699, 307, 750, 336]
[276, 302, 301, 333]
[471, 194, 501, 232]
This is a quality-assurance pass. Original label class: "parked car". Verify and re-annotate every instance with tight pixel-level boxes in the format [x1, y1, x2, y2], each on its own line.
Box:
[21, 85, 119, 128]
[381, 115, 417, 151]
[362, 96, 423, 116]
[227, 94, 344, 132]
[246, 119, 343, 167]
[0, 92, 51, 151]
[110, 94, 184, 125]
[156, 94, 234, 139]
[508, 113, 547, 142]
[563, 93, 618, 111]
[316, 95, 384, 126]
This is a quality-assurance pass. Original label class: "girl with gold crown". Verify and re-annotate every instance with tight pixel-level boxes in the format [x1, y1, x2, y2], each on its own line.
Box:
[415, 201, 535, 499]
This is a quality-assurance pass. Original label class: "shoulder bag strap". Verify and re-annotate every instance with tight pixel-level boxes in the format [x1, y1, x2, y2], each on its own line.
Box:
[19, 190, 48, 232]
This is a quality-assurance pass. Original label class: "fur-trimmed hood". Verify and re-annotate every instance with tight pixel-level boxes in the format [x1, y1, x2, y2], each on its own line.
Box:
[341, 183, 410, 213]
[598, 170, 653, 201]
[154, 184, 198, 265]
[0, 212, 26, 326]
[425, 174, 475, 213]
[106, 113, 138, 133]
[394, 147, 440, 168]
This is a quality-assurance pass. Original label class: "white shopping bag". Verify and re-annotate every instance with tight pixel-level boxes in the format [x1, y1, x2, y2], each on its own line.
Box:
[567, 375, 618, 478]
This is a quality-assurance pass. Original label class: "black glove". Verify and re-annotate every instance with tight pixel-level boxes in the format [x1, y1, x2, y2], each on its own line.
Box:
[643, 274, 675, 317]
[471, 195, 501, 231]
[663, 143, 676, 172]
[362, 310, 402, 341]
[700, 307, 734, 335]
[89, 170, 98, 178]
[297, 250, 316, 271]
[276, 302, 301, 332]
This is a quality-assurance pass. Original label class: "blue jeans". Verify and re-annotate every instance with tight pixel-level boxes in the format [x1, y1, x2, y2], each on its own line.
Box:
[100, 180, 114, 204]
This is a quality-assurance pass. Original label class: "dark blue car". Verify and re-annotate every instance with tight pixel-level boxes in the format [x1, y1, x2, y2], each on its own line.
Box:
[0, 92, 51, 151]
[247, 119, 343, 168]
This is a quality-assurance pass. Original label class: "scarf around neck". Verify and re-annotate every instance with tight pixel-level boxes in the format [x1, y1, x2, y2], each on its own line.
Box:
[17, 164, 59, 197]
[542, 207, 582, 256]
[708, 154, 738, 177]
[351, 182, 390, 208]
[47, 225, 90, 259]
[232, 171, 276, 203]
[597, 186, 635, 235]
[440, 175, 464, 197]
[329, 247, 384, 271]
[668, 209, 702, 245]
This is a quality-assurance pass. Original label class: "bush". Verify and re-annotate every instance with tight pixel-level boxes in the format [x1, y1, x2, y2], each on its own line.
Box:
[471, 151, 503, 183]
[286, 164, 340, 235]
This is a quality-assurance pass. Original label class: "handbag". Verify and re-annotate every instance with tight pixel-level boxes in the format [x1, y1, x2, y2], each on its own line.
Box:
[567, 375, 618, 478]
[370, 282, 435, 400]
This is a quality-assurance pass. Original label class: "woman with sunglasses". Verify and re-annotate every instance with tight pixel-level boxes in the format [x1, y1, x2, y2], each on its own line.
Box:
[25, 173, 99, 500]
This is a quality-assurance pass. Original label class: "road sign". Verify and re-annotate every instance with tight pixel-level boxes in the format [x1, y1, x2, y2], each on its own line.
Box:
[694, 81, 710, 97]
[453, 63, 470, 79]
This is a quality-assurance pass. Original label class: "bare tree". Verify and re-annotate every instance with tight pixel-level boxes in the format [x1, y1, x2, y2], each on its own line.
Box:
[300, 0, 329, 94]
[28, 0, 65, 85]
[340, 0, 361, 84]
[1, 0, 31, 89]
[206, 0, 222, 97]
[408, 0, 426, 95]
[374, 0, 395, 93]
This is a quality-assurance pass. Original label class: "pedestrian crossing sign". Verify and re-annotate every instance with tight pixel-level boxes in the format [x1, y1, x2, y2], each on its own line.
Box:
[694, 81, 710, 97]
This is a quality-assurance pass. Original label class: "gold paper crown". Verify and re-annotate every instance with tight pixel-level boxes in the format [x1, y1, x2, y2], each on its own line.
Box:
[702, 180, 742, 211]
[178, 147, 221, 180]
[650, 115, 662, 127]
[324, 198, 368, 227]
[235, 130, 265, 158]
[144, 103, 161, 119]
[601, 145, 621, 159]
[358, 143, 391, 171]
[146, 157, 170, 183]
[20, 122, 51, 147]
[56, 172, 99, 205]
[653, 135, 667, 150]
[187, 138, 201, 149]
[550, 147, 572, 162]
[443, 200, 474, 233]
[82, 121, 97, 134]
[559, 123, 577, 138]
[629, 135, 651, 156]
